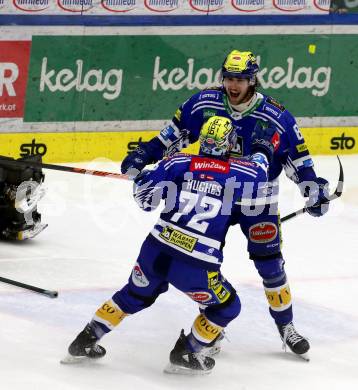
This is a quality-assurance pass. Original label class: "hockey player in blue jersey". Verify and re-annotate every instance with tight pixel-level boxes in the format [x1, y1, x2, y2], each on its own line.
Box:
[121, 50, 331, 358]
[62, 116, 278, 374]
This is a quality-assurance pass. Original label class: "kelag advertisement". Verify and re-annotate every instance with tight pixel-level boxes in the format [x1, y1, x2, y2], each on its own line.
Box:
[0, 31, 357, 161]
[24, 35, 357, 122]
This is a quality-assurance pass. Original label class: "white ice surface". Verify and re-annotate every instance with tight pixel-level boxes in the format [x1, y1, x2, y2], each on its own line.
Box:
[1, 155, 357, 390]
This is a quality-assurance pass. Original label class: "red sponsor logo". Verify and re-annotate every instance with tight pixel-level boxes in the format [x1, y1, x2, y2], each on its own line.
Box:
[273, 0, 306, 12]
[271, 131, 280, 151]
[186, 291, 212, 302]
[57, 0, 93, 13]
[249, 222, 278, 243]
[189, 0, 224, 13]
[190, 157, 229, 173]
[144, 0, 179, 12]
[313, 0, 330, 11]
[0, 41, 31, 118]
[101, 0, 136, 12]
[231, 0, 264, 12]
[13, 0, 50, 12]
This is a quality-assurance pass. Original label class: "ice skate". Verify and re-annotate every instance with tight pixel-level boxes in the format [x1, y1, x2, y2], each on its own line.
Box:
[277, 322, 310, 361]
[203, 330, 226, 357]
[61, 324, 106, 364]
[164, 330, 215, 375]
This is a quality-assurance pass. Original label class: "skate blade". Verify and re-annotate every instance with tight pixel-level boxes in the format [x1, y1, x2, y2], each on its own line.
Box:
[296, 352, 310, 362]
[60, 354, 91, 365]
[164, 363, 212, 376]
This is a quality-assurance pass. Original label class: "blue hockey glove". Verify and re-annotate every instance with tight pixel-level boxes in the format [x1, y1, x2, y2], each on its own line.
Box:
[304, 177, 330, 217]
[250, 121, 280, 163]
[121, 142, 154, 178]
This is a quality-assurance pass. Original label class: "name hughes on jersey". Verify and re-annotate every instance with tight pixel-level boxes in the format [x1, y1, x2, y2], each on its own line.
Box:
[185, 179, 222, 196]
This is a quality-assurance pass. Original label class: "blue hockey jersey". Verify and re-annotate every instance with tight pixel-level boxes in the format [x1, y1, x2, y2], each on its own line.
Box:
[155, 88, 316, 184]
[133, 152, 269, 270]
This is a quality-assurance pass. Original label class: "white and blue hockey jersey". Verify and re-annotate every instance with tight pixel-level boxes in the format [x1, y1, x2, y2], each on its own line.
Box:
[156, 88, 316, 184]
[133, 152, 269, 270]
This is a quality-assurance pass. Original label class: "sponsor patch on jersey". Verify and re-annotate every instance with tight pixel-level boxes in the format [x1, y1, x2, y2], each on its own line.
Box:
[132, 262, 150, 287]
[207, 271, 221, 290]
[159, 125, 175, 141]
[190, 157, 229, 173]
[203, 109, 217, 118]
[186, 291, 213, 303]
[264, 105, 280, 117]
[174, 108, 181, 121]
[271, 131, 280, 151]
[159, 226, 197, 252]
[266, 97, 285, 112]
[199, 173, 214, 180]
[229, 156, 255, 167]
[296, 143, 308, 153]
[249, 222, 278, 243]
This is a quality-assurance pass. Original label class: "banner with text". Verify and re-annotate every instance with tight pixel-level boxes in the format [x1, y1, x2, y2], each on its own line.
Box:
[0, 41, 31, 118]
[0, 1, 329, 15]
[24, 34, 358, 123]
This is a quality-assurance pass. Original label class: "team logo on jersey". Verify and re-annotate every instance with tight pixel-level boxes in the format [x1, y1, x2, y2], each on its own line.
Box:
[132, 262, 149, 287]
[203, 109, 217, 119]
[249, 222, 278, 243]
[159, 226, 197, 252]
[186, 291, 212, 303]
[190, 157, 229, 173]
[266, 96, 285, 112]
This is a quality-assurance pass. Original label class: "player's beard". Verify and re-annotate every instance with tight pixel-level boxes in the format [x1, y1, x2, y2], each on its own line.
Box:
[226, 86, 255, 106]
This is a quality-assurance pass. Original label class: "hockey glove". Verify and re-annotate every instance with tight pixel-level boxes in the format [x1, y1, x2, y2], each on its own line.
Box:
[121, 138, 165, 178]
[304, 177, 330, 217]
[133, 170, 161, 212]
[250, 121, 280, 164]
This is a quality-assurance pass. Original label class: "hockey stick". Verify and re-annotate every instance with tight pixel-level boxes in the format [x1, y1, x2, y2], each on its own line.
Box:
[0, 158, 129, 181]
[281, 155, 344, 223]
[0, 276, 58, 298]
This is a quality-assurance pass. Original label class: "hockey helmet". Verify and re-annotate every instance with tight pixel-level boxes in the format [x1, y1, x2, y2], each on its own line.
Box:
[222, 50, 259, 85]
[199, 116, 237, 157]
